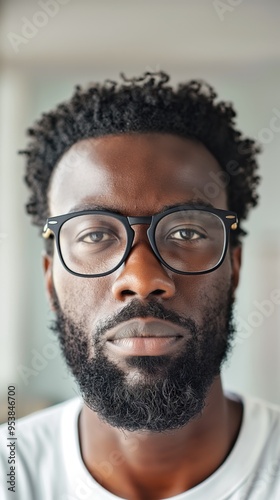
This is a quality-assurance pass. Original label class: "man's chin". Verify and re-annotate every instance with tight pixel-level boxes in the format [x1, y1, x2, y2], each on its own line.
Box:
[120, 355, 176, 386]
[123, 353, 172, 372]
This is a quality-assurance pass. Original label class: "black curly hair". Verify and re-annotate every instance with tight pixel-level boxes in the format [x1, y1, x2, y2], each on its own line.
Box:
[21, 71, 261, 248]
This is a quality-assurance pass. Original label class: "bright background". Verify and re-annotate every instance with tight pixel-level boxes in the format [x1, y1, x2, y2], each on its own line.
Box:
[0, 0, 280, 420]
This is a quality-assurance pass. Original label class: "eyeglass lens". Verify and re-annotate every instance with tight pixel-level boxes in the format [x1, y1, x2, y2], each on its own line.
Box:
[155, 210, 225, 273]
[58, 211, 226, 276]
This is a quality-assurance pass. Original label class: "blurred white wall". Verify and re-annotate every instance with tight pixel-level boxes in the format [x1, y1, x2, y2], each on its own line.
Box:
[0, 0, 279, 416]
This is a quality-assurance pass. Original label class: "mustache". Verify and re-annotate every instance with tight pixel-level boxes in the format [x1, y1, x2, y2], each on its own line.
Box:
[52, 287, 196, 338]
[94, 299, 198, 343]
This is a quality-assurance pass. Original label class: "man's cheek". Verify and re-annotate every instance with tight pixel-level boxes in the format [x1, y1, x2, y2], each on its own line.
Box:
[53, 272, 111, 323]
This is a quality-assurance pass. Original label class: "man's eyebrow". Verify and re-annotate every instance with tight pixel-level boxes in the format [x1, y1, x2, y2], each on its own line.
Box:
[68, 203, 124, 215]
[159, 199, 215, 213]
[68, 199, 215, 215]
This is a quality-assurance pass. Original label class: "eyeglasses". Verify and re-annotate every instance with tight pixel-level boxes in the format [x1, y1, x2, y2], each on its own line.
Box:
[42, 206, 238, 278]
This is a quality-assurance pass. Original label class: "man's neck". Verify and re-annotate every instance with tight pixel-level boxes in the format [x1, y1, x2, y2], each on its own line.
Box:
[78, 378, 243, 500]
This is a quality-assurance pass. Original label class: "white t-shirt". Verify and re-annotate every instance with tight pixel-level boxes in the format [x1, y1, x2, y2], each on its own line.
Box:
[0, 393, 280, 499]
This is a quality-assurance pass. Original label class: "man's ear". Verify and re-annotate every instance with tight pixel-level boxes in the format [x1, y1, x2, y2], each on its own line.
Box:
[42, 252, 56, 312]
[231, 245, 242, 295]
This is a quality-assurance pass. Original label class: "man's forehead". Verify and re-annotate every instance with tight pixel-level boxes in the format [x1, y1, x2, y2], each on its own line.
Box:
[58, 133, 216, 165]
[48, 133, 228, 216]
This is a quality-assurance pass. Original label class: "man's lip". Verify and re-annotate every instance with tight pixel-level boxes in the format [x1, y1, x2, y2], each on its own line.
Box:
[105, 318, 186, 341]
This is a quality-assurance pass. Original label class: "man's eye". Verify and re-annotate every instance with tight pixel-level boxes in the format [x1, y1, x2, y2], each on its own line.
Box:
[80, 231, 114, 243]
[168, 228, 205, 241]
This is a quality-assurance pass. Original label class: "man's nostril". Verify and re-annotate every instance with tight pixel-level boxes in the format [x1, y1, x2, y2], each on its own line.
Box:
[152, 289, 165, 296]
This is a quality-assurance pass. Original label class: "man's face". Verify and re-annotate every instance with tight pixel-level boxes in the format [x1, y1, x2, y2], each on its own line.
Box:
[45, 133, 241, 432]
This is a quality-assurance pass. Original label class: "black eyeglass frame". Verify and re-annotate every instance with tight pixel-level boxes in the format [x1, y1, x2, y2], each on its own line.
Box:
[42, 205, 238, 278]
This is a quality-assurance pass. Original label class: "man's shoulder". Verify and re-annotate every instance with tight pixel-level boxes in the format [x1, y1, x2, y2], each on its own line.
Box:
[227, 392, 280, 452]
[247, 394, 280, 438]
[242, 392, 280, 421]
[239, 394, 280, 496]
[228, 391, 280, 413]
[231, 392, 280, 463]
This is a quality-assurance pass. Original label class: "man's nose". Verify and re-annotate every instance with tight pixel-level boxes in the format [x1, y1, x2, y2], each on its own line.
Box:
[112, 239, 176, 302]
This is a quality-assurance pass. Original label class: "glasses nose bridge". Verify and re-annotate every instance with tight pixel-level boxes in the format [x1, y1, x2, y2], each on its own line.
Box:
[127, 215, 153, 238]
[127, 215, 153, 227]
[126, 215, 155, 250]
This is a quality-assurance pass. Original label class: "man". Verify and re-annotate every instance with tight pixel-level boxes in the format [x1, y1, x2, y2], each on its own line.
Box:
[1, 71, 280, 499]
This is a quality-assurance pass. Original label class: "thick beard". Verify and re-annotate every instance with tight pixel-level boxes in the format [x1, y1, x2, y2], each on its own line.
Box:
[51, 287, 236, 433]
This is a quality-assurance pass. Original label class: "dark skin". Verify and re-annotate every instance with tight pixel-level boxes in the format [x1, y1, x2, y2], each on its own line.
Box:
[44, 133, 243, 500]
